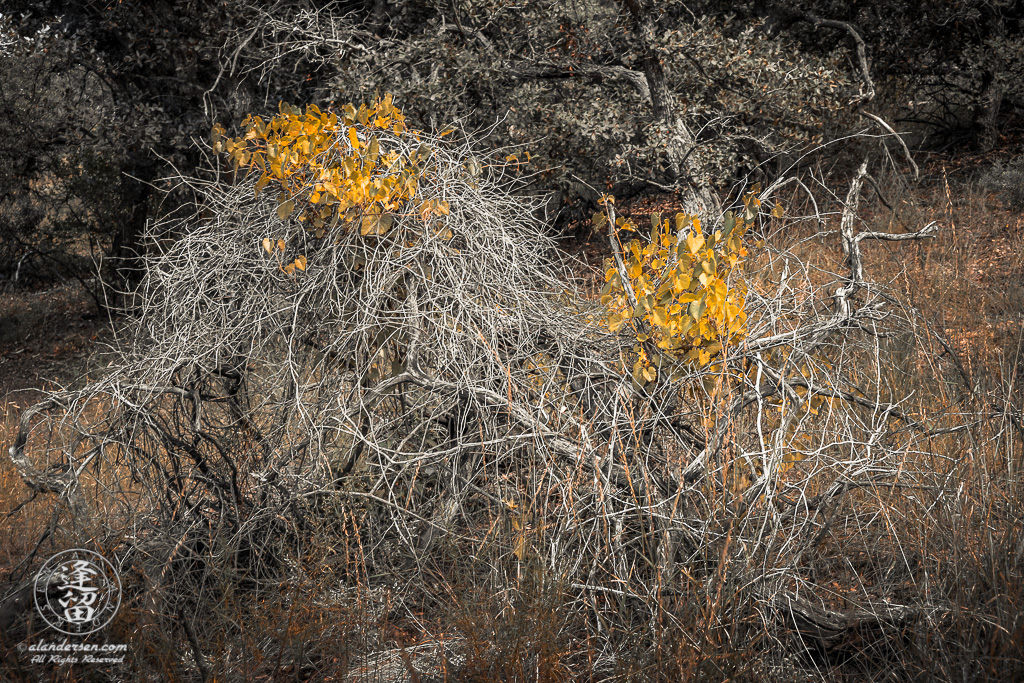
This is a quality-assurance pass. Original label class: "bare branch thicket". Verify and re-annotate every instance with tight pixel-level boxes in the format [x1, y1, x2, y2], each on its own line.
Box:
[6, 120, 967, 675]
[209, 4, 389, 106]
[5, 125, 609, 642]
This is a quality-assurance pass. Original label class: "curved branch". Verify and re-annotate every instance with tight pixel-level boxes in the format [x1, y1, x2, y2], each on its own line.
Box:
[7, 399, 90, 518]
[512, 61, 651, 104]
[770, 8, 876, 105]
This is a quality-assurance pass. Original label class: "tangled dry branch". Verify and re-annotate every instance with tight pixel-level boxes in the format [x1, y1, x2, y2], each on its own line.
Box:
[6, 126, 958, 673]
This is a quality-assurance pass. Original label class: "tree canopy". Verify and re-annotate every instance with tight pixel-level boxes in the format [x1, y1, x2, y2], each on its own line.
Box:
[3, 0, 1020, 293]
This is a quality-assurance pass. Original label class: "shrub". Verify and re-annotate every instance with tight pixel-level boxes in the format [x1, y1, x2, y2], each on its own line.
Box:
[982, 155, 1024, 211]
[9, 99, 1008, 681]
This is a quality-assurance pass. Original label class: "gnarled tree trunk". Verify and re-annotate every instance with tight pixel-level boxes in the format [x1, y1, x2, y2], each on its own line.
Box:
[620, 0, 721, 221]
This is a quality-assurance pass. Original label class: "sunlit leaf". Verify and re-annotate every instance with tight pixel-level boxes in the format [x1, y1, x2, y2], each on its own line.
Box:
[652, 306, 668, 327]
[688, 298, 706, 321]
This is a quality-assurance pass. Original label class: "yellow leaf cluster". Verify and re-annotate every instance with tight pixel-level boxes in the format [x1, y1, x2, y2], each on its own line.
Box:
[601, 189, 762, 386]
[212, 95, 444, 252]
[261, 235, 306, 274]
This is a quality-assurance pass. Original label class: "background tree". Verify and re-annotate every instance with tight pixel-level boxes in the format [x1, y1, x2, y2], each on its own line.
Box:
[0, 1, 329, 303]
[4, 0, 1019, 298]
[228, 0, 863, 225]
[738, 0, 1024, 151]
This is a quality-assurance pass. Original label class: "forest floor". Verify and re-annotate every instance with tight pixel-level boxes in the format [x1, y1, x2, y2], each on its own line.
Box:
[0, 282, 111, 410]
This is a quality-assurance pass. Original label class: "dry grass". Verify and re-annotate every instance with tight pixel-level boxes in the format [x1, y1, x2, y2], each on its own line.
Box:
[743, 158, 1024, 681]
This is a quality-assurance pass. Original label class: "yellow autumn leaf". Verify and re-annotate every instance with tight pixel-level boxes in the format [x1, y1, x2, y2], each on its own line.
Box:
[688, 298, 706, 320]
[677, 314, 694, 337]
[672, 272, 692, 293]
[514, 528, 526, 560]
[254, 174, 271, 197]
[360, 213, 394, 236]
[714, 279, 728, 303]
[277, 200, 295, 221]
